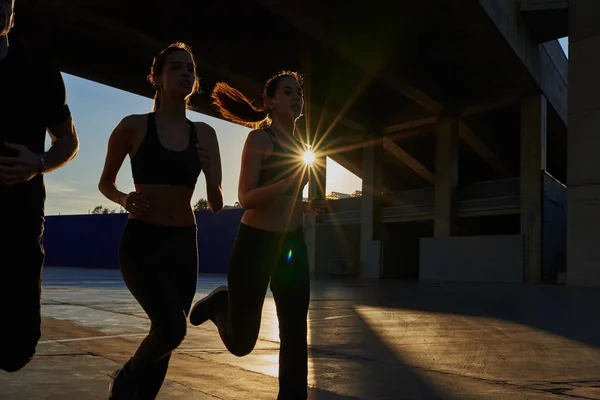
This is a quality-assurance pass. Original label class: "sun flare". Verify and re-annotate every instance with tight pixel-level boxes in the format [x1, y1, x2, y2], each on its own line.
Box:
[303, 150, 315, 165]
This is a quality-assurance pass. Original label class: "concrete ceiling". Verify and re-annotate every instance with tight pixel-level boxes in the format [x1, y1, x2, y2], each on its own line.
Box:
[10, 0, 568, 191]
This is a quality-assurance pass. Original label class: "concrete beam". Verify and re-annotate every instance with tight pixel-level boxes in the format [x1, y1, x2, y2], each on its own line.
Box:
[477, 0, 567, 124]
[459, 90, 522, 117]
[254, 0, 443, 115]
[520, 94, 547, 284]
[434, 119, 459, 236]
[567, 0, 600, 288]
[382, 117, 437, 135]
[308, 156, 327, 200]
[520, 0, 568, 12]
[360, 134, 383, 279]
[382, 137, 435, 184]
[459, 122, 513, 178]
[384, 125, 434, 145]
[256, 0, 518, 182]
[51, 1, 371, 146]
[325, 115, 435, 188]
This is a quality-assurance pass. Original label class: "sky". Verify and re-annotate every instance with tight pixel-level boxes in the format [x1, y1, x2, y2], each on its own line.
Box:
[43, 78, 363, 215]
[42, 38, 570, 216]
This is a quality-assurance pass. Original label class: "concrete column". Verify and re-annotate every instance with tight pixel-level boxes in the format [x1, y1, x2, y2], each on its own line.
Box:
[434, 118, 459, 236]
[521, 95, 547, 284]
[308, 156, 327, 200]
[305, 156, 326, 278]
[360, 134, 383, 279]
[567, 0, 600, 287]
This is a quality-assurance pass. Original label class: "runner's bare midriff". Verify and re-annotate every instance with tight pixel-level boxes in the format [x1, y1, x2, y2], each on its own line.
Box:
[241, 194, 304, 233]
[128, 184, 196, 226]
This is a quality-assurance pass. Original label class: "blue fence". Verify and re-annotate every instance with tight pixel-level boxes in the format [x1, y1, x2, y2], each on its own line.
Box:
[42, 209, 244, 273]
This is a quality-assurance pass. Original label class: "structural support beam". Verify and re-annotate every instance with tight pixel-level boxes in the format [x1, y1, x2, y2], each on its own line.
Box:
[520, 94, 547, 284]
[360, 134, 383, 279]
[49, 1, 373, 145]
[459, 122, 513, 178]
[257, 0, 516, 184]
[308, 156, 327, 200]
[382, 137, 435, 184]
[477, 0, 567, 123]
[434, 118, 459, 236]
[305, 156, 326, 278]
[567, 0, 600, 287]
[382, 116, 437, 135]
[459, 89, 522, 117]
[254, 0, 442, 115]
[520, 0, 569, 43]
[520, 0, 568, 12]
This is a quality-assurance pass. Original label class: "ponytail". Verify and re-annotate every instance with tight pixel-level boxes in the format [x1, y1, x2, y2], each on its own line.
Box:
[211, 82, 269, 129]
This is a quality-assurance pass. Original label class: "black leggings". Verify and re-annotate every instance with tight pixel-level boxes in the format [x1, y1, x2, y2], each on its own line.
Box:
[0, 219, 44, 373]
[118, 219, 198, 400]
[213, 223, 310, 400]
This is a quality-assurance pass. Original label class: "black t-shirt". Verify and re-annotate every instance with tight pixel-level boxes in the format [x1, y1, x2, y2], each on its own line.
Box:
[0, 45, 71, 222]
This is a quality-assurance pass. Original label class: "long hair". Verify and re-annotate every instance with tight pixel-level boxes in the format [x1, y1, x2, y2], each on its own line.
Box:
[211, 70, 303, 130]
[147, 42, 201, 112]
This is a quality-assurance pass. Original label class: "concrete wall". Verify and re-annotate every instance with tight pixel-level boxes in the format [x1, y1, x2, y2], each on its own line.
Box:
[419, 235, 525, 283]
[567, 0, 600, 287]
[314, 223, 361, 277]
[381, 221, 433, 279]
[43, 209, 244, 273]
[542, 171, 566, 282]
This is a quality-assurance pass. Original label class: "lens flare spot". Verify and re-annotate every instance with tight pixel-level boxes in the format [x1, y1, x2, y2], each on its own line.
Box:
[287, 249, 293, 262]
[303, 151, 315, 165]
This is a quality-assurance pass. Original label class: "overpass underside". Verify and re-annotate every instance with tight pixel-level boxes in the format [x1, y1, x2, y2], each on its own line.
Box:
[12, 0, 567, 284]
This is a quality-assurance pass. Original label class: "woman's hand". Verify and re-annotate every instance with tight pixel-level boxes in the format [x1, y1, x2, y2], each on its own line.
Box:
[122, 192, 150, 216]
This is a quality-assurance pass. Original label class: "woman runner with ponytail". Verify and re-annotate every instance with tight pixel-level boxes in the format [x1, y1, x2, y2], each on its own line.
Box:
[98, 42, 224, 399]
[189, 71, 324, 399]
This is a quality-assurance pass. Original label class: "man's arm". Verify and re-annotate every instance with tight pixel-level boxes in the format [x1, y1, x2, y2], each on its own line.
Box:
[0, 63, 78, 185]
[41, 116, 79, 174]
[40, 64, 79, 173]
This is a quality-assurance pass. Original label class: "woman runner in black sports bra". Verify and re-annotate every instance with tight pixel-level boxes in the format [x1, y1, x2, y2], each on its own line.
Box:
[189, 71, 324, 400]
[98, 42, 224, 400]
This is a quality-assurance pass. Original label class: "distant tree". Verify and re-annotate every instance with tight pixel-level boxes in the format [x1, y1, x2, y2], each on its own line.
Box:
[92, 205, 116, 214]
[193, 197, 209, 210]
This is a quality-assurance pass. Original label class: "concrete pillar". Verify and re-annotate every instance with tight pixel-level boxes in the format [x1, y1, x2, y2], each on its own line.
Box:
[308, 155, 327, 200]
[567, 0, 600, 287]
[304, 213, 317, 277]
[305, 156, 326, 278]
[360, 134, 383, 279]
[434, 118, 459, 236]
[521, 95, 547, 284]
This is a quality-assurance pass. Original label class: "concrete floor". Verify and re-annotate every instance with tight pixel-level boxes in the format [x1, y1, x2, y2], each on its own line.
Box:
[1, 267, 600, 399]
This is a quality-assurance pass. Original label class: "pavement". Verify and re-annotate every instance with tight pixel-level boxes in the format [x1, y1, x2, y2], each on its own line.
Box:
[1, 267, 600, 399]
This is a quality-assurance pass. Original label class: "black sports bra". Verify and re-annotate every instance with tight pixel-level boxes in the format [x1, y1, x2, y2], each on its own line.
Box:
[131, 113, 201, 189]
[256, 127, 309, 198]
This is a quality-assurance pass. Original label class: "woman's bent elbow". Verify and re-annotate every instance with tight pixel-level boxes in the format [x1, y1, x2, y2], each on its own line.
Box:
[210, 201, 224, 214]
[97, 181, 107, 195]
[237, 194, 252, 210]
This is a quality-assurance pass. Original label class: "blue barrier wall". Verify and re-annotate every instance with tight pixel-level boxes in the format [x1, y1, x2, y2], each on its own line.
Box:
[43, 209, 244, 273]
